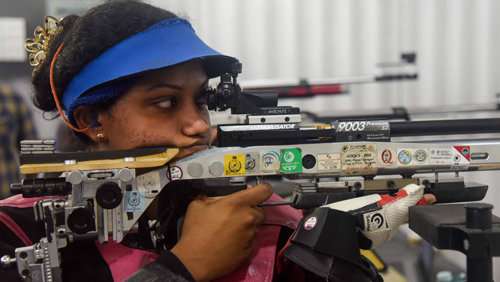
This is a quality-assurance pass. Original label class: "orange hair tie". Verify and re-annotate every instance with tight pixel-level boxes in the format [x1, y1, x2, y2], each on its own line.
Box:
[49, 43, 89, 132]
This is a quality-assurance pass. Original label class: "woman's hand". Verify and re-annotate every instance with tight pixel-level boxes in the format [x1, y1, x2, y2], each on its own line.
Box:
[171, 183, 273, 281]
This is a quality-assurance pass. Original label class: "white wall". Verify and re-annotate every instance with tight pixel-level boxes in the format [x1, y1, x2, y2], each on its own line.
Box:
[148, 0, 500, 110]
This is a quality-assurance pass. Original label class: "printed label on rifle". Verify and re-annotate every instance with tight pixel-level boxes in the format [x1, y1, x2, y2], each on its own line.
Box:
[245, 152, 259, 173]
[454, 145, 471, 160]
[261, 150, 280, 172]
[397, 149, 413, 165]
[126, 191, 145, 212]
[169, 166, 183, 180]
[380, 149, 394, 165]
[363, 210, 389, 232]
[333, 120, 390, 142]
[414, 149, 428, 162]
[317, 153, 341, 171]
[341, 144, 377, 174]
[280, 148, 302, 173]
[137, 171, 161, 194]
[224, 154, 246, 176]
[429, 148, 455, 165]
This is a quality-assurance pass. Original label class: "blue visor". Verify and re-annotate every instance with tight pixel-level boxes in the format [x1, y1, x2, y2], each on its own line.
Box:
[62, 17, 238, 114]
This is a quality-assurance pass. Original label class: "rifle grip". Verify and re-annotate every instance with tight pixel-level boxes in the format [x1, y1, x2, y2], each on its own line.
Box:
[292, 192, 357, 209]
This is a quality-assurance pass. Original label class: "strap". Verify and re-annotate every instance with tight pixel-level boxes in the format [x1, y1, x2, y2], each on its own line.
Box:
[0, 211, 32, 246]
[262, 194, 303, 229]
[0, 194, 62, 208]
[215, 225, 282, 282]
[96, 241, 159, 282]
[214, 194, 302, 282]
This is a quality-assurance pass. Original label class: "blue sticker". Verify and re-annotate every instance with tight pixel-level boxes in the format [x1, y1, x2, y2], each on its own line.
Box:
[398, 149, 412, 165]
[126, 191, 145, 212]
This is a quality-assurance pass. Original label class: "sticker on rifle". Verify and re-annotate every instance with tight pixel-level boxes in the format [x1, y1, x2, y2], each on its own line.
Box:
[454, 145, 471, 161]
[208, 162, 224, 177]
[341, 144, 377, 174]
[280, 148, 302, 173]
[429, 148, 454, 165]
[126, 191, 145, 212]
[397, 149, 412, 165]
[381, 149, 393, 164]
[224, 154, 246, 176]
[317, 153, 341, 171]
[245, 152, 259, 173]
[363, 210, 389, 232]
[261, 150, 280, 172]
[304, 216, 317, 231]
[137, 172, 161, 193]
[168, 166, 183, 180]
[414, 149, 427, 162]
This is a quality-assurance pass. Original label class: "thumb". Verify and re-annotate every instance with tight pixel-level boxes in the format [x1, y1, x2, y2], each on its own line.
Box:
[223, 183, 273, 206]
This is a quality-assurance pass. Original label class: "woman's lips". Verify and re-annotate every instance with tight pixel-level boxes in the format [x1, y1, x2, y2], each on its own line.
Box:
[174, 144, 209, 160]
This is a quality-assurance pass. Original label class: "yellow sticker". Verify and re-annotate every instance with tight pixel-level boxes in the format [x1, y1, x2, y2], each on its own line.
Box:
[224, 154, 246, 176]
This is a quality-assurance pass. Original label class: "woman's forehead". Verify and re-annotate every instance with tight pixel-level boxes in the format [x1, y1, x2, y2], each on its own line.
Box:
[135, 60, 208, 87]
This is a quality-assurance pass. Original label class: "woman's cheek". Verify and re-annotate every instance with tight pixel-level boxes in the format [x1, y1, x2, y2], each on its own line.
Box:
[107, 105, 179, 149]
[130, 128, 178, 149]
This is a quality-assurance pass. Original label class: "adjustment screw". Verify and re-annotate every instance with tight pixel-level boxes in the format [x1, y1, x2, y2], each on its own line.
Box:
[96, 182, 123, 209]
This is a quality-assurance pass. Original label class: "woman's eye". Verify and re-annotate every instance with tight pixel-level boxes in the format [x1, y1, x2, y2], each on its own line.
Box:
[196, 90, 209, 105]
[156, 99, 174, 109]
[196, 97, 208, 106]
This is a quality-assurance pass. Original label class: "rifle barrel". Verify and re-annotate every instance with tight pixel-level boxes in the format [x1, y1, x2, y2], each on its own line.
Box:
[390, 118, 500, 137]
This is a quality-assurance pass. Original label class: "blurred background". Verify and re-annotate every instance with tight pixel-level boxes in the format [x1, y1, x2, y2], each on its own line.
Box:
[0, 0, 499, 281]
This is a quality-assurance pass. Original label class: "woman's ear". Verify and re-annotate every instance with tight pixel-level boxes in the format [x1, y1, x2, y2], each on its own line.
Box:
[72, 106, 106, 143]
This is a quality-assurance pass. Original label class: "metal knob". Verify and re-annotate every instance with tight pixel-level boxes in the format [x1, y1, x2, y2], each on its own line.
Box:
[465, 203, 493, 230]
[67, 207, 96, 234]
[0, 255, 16, 269]
[96, 182, 123, 209]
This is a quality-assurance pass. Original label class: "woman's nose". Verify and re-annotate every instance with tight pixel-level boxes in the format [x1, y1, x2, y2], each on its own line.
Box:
[180, 104, 210, 137]
[182, 119, 209, 137]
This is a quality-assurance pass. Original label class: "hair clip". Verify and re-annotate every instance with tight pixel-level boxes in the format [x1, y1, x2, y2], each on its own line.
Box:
[25, 16, 63, 69]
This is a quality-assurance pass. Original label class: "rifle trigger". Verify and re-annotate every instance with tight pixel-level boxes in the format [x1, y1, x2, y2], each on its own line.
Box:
[258, 199, 294, 207]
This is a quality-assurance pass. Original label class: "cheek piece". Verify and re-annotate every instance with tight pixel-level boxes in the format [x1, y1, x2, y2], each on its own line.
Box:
[50, 17, 238, 130]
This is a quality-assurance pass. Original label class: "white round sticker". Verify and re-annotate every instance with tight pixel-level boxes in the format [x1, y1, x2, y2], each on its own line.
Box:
[169, 166, 183, 180]
[304, 216, 317, 230]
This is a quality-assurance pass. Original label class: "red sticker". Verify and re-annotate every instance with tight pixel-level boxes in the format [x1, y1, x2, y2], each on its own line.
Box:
[454, 146, 471, 161]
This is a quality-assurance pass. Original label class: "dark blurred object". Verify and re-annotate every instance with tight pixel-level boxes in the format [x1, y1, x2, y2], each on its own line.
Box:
[0, 84, 37, 199]
[309, 93, 500, 122]
[55, 122, 88, 152]
[410, 204, 500, 282]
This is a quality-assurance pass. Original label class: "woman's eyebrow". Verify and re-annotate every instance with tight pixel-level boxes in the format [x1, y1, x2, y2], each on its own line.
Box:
[146, 83, 183, 91]
[146, 80, 209, 92]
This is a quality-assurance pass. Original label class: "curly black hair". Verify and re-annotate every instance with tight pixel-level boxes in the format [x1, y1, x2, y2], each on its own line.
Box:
[32, 1, 177, 112]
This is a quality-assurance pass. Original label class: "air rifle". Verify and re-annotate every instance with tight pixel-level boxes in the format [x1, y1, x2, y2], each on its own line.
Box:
[239, 52, 418, 98]
[2, 60, 499, 282]
[306, 93, 500, 122]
